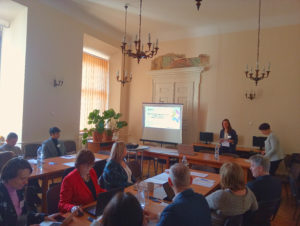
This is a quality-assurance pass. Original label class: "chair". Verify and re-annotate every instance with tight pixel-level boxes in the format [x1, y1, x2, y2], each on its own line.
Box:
[127, 160, 142, 181]
[222, 153, 239, 158]
[191, 164, 217, 173]
[245, 198, 281, 226]
[289, 163, 300, 221]
[63, 140, 76, 154]
[224, 214, 243, 226]
[62, 167, 75, 179]
[47, 183, 61, 214]
[0, 151, 15, 171]
[93, 160, 107, 178]
[24, 143, 40, 159]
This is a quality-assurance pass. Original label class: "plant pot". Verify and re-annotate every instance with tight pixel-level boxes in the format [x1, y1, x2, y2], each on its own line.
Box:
[93, 131, 103, 142]
[103, 132, 113, 142]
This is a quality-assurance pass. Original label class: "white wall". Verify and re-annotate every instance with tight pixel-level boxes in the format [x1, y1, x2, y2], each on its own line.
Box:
[11, 0, 122, 143]
[0, 4, 27, 139]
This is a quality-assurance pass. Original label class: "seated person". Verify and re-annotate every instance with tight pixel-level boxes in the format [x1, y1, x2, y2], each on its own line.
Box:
[144, 163, 211, 226]
[205, 162, 258, 226]
[247, 154, 282, 202]
[42, 126, 66, 158]
[91, 192, 144, 226]
[0, 132, 22, 156]
[219, 119, 238, 153]
[59, 149, 106, 213]
[0, 157, 58, 226]
[99, 141, 135, 190]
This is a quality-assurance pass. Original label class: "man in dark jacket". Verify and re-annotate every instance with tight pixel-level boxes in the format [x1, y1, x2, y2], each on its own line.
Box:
[144, 163, 211, 226]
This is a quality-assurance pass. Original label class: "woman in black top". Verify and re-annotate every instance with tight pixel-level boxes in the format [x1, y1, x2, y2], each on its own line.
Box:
[219, 119, 238, 154]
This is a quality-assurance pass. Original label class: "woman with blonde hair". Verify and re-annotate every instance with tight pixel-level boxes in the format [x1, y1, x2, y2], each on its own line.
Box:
[99, 141, 135, 190]
[205, 162, 258, 226]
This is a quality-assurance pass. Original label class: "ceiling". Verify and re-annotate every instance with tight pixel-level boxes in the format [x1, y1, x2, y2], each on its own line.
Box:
[41, 0, 300, 41]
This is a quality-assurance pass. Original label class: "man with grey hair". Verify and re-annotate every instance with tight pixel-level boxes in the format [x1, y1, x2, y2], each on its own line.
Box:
[247, 154, 281, 202]
[145, 163, 211, 226]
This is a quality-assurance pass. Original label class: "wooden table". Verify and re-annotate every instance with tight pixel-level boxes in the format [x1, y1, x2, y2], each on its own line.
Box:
[29, 153, 109, 212]
[178, 152, 251, 182]
[143, 147, 250, 182]
[63, 170, 220, 225]
[193, 142, 263, 153]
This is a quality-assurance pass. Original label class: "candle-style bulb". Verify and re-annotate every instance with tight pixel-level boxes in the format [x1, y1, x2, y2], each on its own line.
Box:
[148, 33, 151, 43]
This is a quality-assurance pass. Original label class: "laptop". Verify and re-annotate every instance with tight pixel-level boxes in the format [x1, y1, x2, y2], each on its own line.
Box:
[84, 187, 124, 217]
[177, 144, 196, 156]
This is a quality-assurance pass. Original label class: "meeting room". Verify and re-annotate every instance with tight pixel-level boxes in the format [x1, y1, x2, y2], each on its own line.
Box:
[0, 0, 300, 225]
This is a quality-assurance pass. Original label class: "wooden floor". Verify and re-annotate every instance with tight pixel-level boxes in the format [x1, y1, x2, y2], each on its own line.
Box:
[141, 160, 298, 226]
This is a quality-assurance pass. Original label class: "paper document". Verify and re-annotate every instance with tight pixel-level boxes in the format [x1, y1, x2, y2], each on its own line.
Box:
[190, 172, 208, 177]
[28, 159, 37, 164]
[63, 162, 75, 167]
[192, 177, 215, 187]
[95, 158, 102, 161]
[60, 155, 75, 159]
[221, 141, 230, 147]
[144, 173, 169, 184]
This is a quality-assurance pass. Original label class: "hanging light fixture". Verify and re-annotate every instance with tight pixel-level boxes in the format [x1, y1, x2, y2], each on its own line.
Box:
[245, 90, 256, 100]
[245, 0, 270, 86]
[195, 0, 203, 10]
[117, 5, 132, 86]
[120, 0, 159, 64]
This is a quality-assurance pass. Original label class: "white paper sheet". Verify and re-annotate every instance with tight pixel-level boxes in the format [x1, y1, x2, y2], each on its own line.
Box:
[190, 172, 208, 177]
[192, 177, 215, 187]
[221, 141, 230, 147]
[60, 155, 75, 159]
[144, 173, 169, 184]
[95, 158, 102, 161]
[28, 159, 37, 164]
[63, 162, 75, 167]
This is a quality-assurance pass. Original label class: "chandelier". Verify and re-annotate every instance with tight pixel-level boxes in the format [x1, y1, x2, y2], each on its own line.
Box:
[245, 0, 270, 86]
[195, 0, 203, 10]
[117, 5, 132, 86]
[120, 0, 159, 64]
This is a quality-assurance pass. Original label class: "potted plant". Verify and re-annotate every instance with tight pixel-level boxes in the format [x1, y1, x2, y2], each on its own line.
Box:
[82, 109, 127, 144]
[102, 109, 128, 141]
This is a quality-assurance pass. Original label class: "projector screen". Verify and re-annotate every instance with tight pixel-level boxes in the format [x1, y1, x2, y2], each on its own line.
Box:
[142, 103, 183, 144]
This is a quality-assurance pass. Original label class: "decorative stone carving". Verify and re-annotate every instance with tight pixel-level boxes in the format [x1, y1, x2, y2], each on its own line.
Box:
[151, 53, 209, 70]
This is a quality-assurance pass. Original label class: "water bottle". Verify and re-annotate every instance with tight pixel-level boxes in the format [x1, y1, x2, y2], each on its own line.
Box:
[37, 146, 44, 170]
[182, 155, 189, 167]
[215, 144, 220, 160]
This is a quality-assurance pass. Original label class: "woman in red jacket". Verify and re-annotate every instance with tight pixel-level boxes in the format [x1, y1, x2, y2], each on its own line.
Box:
[59, 149, 106, 213]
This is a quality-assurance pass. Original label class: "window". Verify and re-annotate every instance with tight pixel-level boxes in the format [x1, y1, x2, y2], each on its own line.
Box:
[80, 52, 109, 130]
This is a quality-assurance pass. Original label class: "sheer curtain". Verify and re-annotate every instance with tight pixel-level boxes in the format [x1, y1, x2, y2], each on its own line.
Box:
[80, 52, 109, 130]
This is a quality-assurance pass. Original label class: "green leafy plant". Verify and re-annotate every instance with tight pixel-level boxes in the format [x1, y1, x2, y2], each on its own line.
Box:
[82, 109, 128, 144]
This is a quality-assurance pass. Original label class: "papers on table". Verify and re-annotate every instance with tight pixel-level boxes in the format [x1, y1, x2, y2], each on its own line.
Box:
[60, 155, 75, 159]
[63, 162, 75, 167]
[95, 158, 102, 161]
[221, 140, 230, 147]
[192, 177, 215, 187]
[190, 171, 208, 177]
[28, 159, 37, 164]
[144, 172, 169, 184]
[40, 222, 61, 226]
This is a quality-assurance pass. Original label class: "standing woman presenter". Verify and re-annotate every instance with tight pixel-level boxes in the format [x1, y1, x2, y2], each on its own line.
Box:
[219, 119, 238, 154]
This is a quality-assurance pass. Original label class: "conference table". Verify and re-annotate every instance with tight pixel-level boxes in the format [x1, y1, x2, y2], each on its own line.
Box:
[142, 146, 251, 182]
[62, 169, 221, 225]
[29, 153, 109, 212]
